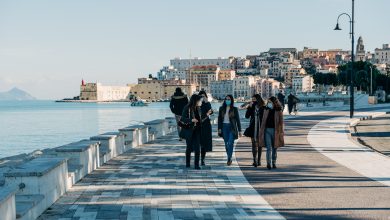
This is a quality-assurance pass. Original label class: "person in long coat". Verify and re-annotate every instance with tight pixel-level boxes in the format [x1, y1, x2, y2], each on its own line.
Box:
[218, 95, 242, 166]
[198, 91, 213, 166]
[258, 96, 284, 170]
[244, 94, 265, 167]
[180, 94, 212, 170]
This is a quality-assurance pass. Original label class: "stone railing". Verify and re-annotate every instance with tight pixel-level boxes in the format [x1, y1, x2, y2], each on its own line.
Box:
[0, 117, 177, 220]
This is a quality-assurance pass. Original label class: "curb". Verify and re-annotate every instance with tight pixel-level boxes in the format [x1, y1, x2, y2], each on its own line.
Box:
[349, 111, 390, 156]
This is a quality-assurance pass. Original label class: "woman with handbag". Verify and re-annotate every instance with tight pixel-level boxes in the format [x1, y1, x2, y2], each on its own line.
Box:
[244, 94, 265, 167]
[218, 95, 242, 166]
[180, 94, 212, 170]
[198, 91, 213, 166]
[258, 96, 285, 170]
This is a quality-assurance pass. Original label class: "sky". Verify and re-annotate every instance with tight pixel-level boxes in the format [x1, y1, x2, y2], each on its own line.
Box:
[0, 0, 389, 100]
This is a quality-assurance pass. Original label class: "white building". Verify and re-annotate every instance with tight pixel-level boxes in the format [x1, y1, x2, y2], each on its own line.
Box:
[233, 76, 256, 100]
[170, 57, 235, 71]
[375, 44, 390, 64]
[255, 78, 281, 99]
[80, 82, 131, 101]
[210, 80, 234, 100]
[292, 75, 314, 93]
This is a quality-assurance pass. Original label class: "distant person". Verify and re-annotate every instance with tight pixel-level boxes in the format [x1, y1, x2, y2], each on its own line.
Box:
[287, 93, 299, 115]
[258, 96, 285, 169]
[244, 94, 265, 167]
[277, 90, 286, 111]
[218, 95, 242, 166]
[169, 87, 188, 140]
[198, 91, 213, 166]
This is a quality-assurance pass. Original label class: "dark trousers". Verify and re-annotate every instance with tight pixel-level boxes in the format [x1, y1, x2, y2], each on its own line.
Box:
[186, 130, 200, 167]
[251, 138, 262, 164]
[201, 148, 206, 162]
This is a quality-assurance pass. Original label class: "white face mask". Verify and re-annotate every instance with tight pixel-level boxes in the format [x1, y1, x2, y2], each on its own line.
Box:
[197, 101, 202, 107]
[267, 102, 273, 109]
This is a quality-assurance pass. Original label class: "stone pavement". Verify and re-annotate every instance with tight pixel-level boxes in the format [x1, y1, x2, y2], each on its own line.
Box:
[38, 131, 284, 220]
[354, 114, 390, 156]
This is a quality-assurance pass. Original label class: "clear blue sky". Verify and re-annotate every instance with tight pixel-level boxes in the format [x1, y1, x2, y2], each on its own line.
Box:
[0, 0, 389, 99]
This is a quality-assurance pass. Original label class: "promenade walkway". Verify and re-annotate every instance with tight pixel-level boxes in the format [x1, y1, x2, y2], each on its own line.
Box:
[38, 132, 283, 219]
[38, 103, 390, 220]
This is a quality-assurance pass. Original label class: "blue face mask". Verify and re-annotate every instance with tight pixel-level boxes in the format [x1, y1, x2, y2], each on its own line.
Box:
[267, 102, 273, 109]
[225, 100, 231, 106]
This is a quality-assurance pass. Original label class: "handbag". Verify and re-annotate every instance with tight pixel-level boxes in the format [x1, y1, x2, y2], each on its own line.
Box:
[178, 108, 194, 139]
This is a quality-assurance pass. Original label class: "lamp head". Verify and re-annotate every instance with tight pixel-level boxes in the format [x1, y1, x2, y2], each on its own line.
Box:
[334, 23, 341, 31]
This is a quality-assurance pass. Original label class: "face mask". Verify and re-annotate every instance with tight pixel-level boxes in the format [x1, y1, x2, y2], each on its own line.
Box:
[267, 102, 273, 109]
[197, 101, 202, 107]
[225, 100, 231, 106]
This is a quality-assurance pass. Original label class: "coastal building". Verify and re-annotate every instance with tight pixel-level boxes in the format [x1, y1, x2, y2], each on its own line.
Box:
[170, 57, 235, 71]
[292, 75, 314, 93]
[233, 76, 256, 100]
[302, 47, 319, 59]
[255, 78, 282, 99]
[285, 68, 307, 87]
[375, 44, 390, 64]
[79, 82, 131, 101]
[218, 69, 236, 81]
[131, 78, 196, 101]
[210, 80, 234, 100]
[189, 65, 219, 92]
[356, 36, 366, 62]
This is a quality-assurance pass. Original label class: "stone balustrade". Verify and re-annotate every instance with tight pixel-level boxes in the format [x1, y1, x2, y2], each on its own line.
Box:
[0, 117, 176, 220]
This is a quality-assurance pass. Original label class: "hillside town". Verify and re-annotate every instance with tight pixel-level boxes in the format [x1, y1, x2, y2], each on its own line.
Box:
[74, 38, 390, 102]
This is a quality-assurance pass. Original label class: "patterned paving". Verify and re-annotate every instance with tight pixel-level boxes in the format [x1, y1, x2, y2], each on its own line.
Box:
[38, 131, 283, 220]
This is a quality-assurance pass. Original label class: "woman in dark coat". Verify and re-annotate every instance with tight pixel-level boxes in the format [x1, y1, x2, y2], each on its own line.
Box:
[180, 94, 212, 170]
[244, 94, 265, 167]
[217, 95, 242, 166]
[198, 91, 213, 166]
[258, 96, 285, 170]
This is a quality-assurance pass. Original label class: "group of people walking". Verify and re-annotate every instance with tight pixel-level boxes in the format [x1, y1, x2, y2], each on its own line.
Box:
[170, 87, 285, 170]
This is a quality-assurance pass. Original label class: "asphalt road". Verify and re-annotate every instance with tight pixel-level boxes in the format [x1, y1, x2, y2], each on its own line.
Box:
[236, 106, 390, 220]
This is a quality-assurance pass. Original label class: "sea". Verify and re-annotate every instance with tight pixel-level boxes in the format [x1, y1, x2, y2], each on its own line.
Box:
[0, 100, 223, 159]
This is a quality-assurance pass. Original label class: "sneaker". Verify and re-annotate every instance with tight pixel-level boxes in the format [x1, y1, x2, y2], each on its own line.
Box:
[272, 163, 277, 169]
[267, 164, 271, 170]
[227, 160, 232, 166]
[252, 162, 257, 167]
[257, 161, 261, 167]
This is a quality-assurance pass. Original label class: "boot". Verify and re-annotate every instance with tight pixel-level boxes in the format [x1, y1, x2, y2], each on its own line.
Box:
[194, 152, 201, 169]
[186, 151, 191, 168]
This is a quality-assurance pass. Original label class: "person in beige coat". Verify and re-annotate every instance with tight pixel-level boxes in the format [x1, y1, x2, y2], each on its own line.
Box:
[258, 96, 285, 169]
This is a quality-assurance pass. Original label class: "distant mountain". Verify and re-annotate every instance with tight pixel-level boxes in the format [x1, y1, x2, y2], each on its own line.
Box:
[0, 87, 36, 101]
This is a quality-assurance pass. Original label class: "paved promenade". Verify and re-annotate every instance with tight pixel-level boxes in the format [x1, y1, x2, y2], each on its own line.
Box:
[38, 104, 390, 220]
[38, 132, 283, 219]
[355, 114, 390, 156]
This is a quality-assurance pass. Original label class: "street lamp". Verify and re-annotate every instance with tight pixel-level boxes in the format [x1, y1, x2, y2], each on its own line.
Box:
[334, 0, 355, 118]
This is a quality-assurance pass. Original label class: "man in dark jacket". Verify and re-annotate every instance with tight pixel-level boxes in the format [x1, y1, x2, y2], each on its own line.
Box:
[277, 90, 285, 111]
[170, 87, 189, 140]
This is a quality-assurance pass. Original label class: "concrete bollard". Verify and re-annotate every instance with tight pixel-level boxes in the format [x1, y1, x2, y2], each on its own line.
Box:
[54, 140, 100, 184]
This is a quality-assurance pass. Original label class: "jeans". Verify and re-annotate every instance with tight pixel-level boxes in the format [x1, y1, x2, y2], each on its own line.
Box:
[186, 130, 200, 167]
[222, 123, 235, 161]
[265, 128, 277, 165]
[175, 114, 182, 137]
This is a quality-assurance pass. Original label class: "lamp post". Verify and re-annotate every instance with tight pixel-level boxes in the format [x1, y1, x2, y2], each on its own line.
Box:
[369, 66, 373, 96]
[334, 0, 355, 118]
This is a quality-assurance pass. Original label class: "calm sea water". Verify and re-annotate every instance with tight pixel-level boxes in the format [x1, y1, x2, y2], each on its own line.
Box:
[0, 100, 225, 159]
[0, 101, 168, 159]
